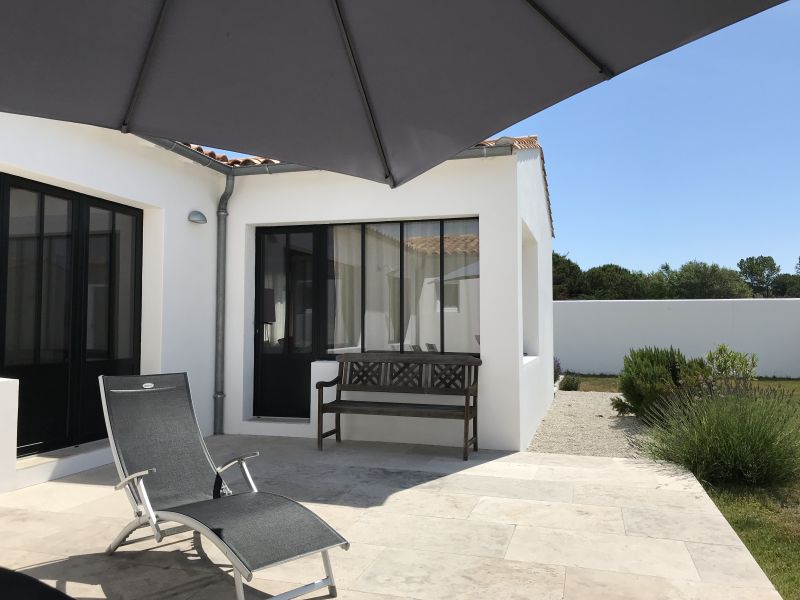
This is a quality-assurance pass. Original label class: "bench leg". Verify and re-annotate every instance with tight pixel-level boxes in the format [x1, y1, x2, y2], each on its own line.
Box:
[463, 414, 470, 461]
[473, 409, 478, 452]
[317, 411, 323, 451]
[335, 413, 341, 443]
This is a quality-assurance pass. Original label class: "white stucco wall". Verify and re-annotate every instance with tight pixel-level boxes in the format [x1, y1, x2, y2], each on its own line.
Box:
[554, 299, 800, 377]
[224, 148, 554, 451]
[0, 113, 554, 455]
[517, 151, 555, 448]
[0, 113, 222, 433]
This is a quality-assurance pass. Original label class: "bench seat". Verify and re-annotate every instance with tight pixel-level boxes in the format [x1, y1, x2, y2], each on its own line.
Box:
[317, 352, 481, 460]
[322, 399, 475, 419]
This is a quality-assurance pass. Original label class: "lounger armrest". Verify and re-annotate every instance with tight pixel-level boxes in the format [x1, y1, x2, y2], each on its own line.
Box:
[115, 468, 156, 491]
[216, 452, 260, 474]
[316, 376, 341, 390]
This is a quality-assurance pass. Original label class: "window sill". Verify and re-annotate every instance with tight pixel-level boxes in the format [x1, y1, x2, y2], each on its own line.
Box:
[247, 416, 311, 424]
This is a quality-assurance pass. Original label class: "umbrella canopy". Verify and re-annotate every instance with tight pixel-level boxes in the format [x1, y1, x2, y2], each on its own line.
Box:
[0, 0, 784, 186]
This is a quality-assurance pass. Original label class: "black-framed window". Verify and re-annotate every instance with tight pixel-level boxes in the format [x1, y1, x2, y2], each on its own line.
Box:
[326, 218, 479, 355]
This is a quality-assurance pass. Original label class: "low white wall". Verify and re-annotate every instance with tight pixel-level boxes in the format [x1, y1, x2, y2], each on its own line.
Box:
[554, 299, 800, 377]
[0, 378, 19, 492]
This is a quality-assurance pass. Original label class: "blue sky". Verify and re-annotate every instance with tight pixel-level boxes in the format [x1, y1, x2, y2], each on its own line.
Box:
[498, 1, 799, 274]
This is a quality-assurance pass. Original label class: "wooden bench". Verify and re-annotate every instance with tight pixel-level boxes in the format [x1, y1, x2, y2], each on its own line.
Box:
[316, 353, 481, 460]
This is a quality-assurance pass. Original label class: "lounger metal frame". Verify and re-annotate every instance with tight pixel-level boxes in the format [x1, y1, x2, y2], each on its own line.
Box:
[99, 376, 346, 600]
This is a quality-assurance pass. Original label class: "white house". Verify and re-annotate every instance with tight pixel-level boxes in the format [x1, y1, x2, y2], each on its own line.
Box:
[0, 113, 554, 490]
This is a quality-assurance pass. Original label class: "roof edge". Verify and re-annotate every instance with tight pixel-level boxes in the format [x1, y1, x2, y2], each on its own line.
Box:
[140, 134, 553, 237]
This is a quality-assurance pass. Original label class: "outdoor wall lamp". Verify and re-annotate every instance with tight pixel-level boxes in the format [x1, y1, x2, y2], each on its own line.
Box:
[187, 210, 207, 224]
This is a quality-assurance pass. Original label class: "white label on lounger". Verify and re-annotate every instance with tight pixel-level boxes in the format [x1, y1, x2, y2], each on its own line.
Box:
[143, 383, 154, 389]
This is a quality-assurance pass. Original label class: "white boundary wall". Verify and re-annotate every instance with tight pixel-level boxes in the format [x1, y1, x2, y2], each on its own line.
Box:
[554, 299, 800, 377]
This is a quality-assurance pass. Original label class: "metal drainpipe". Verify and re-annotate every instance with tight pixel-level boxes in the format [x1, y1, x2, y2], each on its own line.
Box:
[213, 172, 235, 434]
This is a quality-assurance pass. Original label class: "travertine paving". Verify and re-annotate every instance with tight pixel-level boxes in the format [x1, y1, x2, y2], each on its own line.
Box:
[0, 436, 780, 599]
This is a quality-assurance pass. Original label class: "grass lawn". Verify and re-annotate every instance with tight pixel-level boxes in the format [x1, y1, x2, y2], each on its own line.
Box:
[575, 374, 619, 392]
[756, 378, 800, 394]
[708, 482, 800, 599]
[573, 375, 800, 395]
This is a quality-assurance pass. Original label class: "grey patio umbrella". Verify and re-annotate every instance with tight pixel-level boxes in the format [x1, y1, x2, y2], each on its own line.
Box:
[0, 1, 785, 187]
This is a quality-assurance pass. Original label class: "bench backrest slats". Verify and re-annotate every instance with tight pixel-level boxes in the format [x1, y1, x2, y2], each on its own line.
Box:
[335, 353, 480, 395]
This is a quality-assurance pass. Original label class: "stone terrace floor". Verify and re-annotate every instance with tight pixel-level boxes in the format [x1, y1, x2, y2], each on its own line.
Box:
[0, 436, 780, 599]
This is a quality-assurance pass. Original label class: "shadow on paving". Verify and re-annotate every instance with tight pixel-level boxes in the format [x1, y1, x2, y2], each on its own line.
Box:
[57, 436, 515, 511]
[16, 531, 335, 600]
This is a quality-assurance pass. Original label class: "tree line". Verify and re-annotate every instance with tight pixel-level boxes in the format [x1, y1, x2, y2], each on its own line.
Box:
[553, 254, 800, 300]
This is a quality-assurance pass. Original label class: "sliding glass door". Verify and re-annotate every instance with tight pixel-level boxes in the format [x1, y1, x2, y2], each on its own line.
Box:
[0, 175, 142, 456]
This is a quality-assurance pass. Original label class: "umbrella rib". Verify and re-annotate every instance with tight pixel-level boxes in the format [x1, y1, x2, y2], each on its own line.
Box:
[120, 0, 170, 133]
[330, 0, 396, 187]
[521, 0, 615, 79]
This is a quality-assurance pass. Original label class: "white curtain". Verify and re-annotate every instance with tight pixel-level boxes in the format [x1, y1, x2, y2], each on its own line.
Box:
[328, 225, 362, 353]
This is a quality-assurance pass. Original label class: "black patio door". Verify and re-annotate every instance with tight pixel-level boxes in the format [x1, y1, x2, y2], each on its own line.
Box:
[0, 175, 142, 456]
[254, 227, 323, 418]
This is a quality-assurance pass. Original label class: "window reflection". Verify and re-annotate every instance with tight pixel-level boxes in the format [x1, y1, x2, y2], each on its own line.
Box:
[327, 225, 361, 353]
[323, 218, 480, 356]
[443, 220, 480, 353]
[260, 233, 287, 354]
[5, 189, 40, 365]
[364, 223, 401, 351]
[86, 207, 111, 360]
[40, 196, 71, 364]
[403, 221, 440, 352]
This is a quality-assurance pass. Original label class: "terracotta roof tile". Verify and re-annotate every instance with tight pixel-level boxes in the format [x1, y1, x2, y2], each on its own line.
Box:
[184, 144, 281, 167]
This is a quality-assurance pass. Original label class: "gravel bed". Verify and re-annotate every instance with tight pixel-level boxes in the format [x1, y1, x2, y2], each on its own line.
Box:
[528, 391, 645, 458]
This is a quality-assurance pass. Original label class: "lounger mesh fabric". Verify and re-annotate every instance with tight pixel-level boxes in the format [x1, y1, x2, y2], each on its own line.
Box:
[101, 373, 346, 572]
[166, 492, 345, 573]
[103, 373, 218, 508]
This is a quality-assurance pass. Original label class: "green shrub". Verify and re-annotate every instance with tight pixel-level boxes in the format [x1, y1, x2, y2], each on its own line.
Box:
[614, 346, 687, 418]
[705, 344, 758, 382]
[559, 373, 581, 391]
[640, 383, 800, 486]
[681, 356, 713, 394]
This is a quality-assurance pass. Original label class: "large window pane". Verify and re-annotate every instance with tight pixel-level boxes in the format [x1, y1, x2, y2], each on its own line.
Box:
[86, 207, 111, 360]
[114, 212, 135, 359]
[364, 223, 400, 351]
[5, 189, 39, 365]
[260, 233, 287, 354]
[443, 219, 480, 353]
[287, 232, 314, 353]
[39, 196, 71, 364]
[327, 225, 361, 353]
[403, 221, 440, 352]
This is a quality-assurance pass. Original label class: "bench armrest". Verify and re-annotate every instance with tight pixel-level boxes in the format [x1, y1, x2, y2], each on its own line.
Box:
[316, 376, 341, 390]
[115, 468, 156, 491]
[216, 451, 260, 474]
